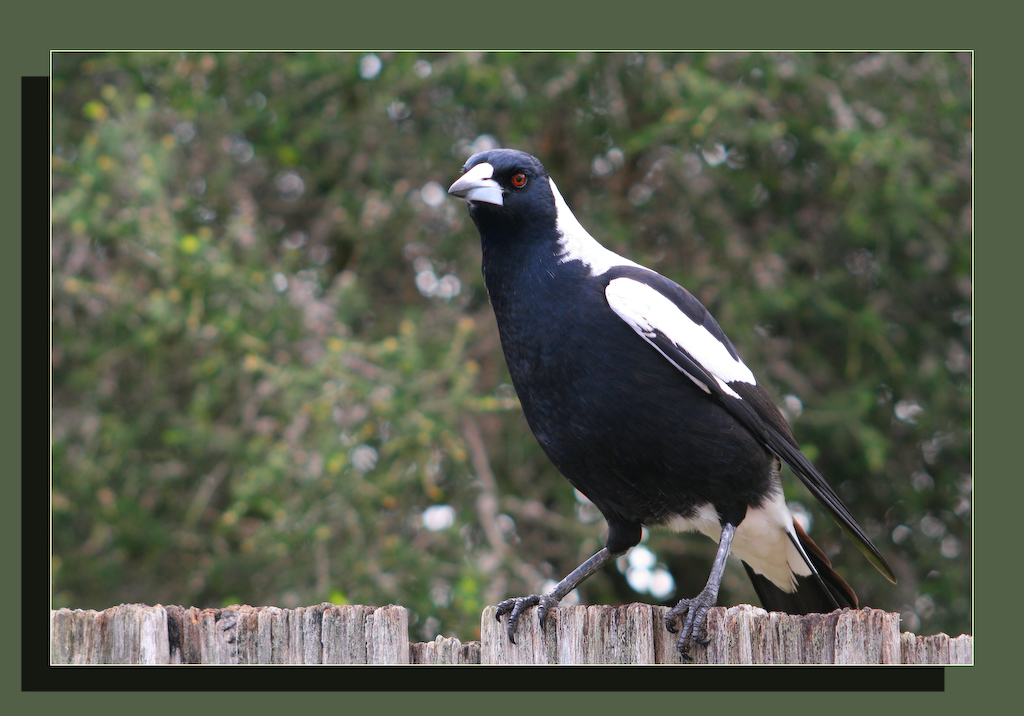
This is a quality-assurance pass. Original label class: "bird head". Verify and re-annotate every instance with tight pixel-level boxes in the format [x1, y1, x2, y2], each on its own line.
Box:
[448, 149, 557, 230]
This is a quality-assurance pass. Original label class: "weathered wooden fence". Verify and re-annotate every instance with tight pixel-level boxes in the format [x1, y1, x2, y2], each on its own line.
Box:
[49, 602, 972, 665]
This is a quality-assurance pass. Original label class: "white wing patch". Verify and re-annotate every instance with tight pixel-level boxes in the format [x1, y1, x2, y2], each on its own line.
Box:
[606, 276, 756, 399]
[550, 179, 641, 276]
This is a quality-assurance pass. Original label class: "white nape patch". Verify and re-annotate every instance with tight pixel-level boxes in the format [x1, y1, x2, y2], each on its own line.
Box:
[550, 178, 640, 276]
[606, 277, 756, 398]
[667, 494, 810, 593]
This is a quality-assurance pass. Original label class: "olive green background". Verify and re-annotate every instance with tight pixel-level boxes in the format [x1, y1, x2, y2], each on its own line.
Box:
[8, 0, 1008, 712]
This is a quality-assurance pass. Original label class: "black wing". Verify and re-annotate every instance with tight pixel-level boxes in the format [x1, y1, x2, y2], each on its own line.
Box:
[604, 269, 896, 584]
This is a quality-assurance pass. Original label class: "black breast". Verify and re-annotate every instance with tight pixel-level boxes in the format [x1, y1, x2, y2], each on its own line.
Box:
[484, 255, 776, 529]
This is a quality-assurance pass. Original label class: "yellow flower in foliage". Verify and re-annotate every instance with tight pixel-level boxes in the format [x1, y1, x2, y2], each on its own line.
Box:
[83, 100, 107, 121]
[179, 234, 200, 254]
[326, 337, 344, 353]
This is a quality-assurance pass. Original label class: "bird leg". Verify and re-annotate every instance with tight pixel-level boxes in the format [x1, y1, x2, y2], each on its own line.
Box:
[664, 522, 737, 660]
[495, 546, 619, 644]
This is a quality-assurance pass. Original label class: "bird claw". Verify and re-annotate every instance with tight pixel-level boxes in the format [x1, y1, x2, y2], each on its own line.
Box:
[664, 589, 717, 660]
[495, 593, 559, 644]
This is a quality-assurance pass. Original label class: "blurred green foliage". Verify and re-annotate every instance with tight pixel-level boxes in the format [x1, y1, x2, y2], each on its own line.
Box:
[51, 52, 971, 641]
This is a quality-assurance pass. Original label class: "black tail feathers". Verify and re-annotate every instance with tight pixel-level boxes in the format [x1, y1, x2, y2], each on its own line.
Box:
[742, 519, 858, 615]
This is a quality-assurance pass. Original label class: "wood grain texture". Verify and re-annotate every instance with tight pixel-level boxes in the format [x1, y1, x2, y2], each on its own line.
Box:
[902, 630, 975, 665]
[410, 635, 480, 664]
[51, 602, 972, 665]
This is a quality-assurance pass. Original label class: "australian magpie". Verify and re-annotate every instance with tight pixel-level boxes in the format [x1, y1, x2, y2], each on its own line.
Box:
[448, 148, 896, 657]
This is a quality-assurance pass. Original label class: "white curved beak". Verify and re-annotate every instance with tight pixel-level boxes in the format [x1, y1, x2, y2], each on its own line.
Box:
[448, 162, 503, 206]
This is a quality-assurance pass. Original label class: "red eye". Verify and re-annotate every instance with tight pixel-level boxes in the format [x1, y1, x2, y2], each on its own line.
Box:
[511, 172, 528, 188]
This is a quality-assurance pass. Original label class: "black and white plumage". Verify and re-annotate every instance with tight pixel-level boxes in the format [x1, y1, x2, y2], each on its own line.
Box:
[448, 148, 896, 657]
